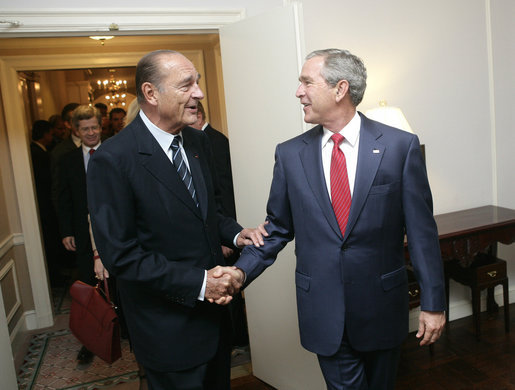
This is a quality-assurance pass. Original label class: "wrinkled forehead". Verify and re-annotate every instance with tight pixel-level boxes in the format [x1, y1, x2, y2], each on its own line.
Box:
[161, 53, 198, 77]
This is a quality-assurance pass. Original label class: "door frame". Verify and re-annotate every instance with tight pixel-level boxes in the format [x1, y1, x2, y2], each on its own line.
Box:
[0, 9, 244, 333]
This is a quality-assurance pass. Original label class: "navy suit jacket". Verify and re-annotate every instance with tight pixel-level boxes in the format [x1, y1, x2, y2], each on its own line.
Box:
[235, 113, 446, 356]
[87, 115, 242, 371]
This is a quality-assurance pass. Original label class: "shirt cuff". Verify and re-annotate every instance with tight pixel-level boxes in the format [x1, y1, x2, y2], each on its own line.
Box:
[197, 270, 207, 301]
[234, 232, 241, 248]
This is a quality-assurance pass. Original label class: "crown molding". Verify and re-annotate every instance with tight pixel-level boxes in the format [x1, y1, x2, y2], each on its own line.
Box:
[0, 8, 246, 37]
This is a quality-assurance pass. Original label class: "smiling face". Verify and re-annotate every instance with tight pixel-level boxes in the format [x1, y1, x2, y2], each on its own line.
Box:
[154, 54, 205, 134]
[295, 56, 338, 127]
[76, 117, 101, 148]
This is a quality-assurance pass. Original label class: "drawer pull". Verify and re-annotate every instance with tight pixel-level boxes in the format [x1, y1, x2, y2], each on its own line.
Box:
[409, 289, 419, 297]
[487, 271, 497, 278]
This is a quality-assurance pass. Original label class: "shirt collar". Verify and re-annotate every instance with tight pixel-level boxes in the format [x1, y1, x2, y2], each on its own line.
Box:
[321, 111, 361, 148]
[139, 110, 182, 151]
[71, 133, 82, 147]
[82, 142, 101, 155]
[33, 140, 47, 152]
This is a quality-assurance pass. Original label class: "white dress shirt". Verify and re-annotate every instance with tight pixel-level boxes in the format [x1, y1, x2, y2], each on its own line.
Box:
[83, 142, 101, 172]
[321, 111, 361, 198]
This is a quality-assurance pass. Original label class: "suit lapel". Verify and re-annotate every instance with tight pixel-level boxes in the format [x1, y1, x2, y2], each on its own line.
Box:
[299, 126, 342, 238]
[133, 117, 202, 218]
[345, 114, 384, 240]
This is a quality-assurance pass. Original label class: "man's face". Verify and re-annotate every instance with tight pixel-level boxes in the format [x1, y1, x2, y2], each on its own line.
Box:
[295, 56, 337, 126]
[155, 54, 204, 133]
[52, 118, 67, 140]
[110, 112, 126, 133]
[190, 111, 204, 130]
[76, 117, 101, 148]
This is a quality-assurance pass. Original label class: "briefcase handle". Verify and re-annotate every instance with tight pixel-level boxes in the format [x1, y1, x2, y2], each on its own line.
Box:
[96, 278, 116, 309]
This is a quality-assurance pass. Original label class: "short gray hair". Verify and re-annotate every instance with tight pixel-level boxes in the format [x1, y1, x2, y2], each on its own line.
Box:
[306, 49, 367, 106]
[135, 50, 179, 104]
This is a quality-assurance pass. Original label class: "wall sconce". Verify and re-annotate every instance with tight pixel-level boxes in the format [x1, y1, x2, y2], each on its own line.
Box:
[365, 100, 425, 161]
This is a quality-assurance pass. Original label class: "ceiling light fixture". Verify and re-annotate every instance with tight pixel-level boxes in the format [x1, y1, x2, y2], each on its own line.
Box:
[89, 36, 115, 46]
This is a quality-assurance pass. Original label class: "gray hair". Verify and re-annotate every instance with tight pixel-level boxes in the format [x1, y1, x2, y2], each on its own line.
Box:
[135, 50, 179, 104]
[306, 49, 367, 106]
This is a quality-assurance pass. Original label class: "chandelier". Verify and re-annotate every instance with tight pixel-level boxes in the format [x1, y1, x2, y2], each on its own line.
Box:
[96, 70, 127, 107]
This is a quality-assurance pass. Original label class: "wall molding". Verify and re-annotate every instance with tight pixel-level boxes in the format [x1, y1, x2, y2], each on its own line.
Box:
[0, 234, 24, 259]
[0, 8, 245, 37]
[0, 259, 21, 324]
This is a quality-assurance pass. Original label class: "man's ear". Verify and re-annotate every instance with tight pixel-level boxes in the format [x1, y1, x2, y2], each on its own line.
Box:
[335, 80, 350, 103]
[142, 82, 158, 106]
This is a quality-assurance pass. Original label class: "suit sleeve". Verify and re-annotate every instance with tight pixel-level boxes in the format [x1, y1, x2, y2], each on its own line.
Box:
[87, 148, 205, 308]
[235, 144, 294, 284]
[402, 135, 446, 311]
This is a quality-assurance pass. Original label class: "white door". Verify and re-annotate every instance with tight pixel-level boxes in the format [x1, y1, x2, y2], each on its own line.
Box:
[220, 4, 325, 389]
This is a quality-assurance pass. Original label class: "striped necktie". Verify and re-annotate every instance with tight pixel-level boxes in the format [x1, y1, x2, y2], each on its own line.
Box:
[170, 136, 198, 207]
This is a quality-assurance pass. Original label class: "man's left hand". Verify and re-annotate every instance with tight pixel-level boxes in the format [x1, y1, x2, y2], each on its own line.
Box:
[236, 222, 269, 248]
[416, 310, 445, 346]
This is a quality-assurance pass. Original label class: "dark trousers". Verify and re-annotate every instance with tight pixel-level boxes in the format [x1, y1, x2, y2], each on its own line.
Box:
[317, 333, 400, 390]
[144, 314, 232, 390]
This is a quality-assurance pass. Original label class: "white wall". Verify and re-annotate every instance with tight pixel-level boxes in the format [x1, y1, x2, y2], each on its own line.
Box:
[301, 0, 494, 215]
[490, 0, 515, 301]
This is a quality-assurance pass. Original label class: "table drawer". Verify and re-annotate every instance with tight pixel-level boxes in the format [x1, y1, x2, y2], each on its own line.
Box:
[475, 259, 506, 285]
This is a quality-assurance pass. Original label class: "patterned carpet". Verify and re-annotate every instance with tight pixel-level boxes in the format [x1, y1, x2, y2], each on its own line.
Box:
[17, 329, 139, 390]
[16, 285, 251, 389]
[16, 285, 140, 389]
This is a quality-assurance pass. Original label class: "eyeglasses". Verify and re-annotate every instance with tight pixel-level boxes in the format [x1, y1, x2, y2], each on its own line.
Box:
[78, 125, 100, 133]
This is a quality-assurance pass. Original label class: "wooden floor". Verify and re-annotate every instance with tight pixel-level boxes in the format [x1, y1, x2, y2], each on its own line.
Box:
[232, 303, 514, 389]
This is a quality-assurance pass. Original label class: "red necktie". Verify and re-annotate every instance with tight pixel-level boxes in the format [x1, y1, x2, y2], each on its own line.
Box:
[330, 133, 351, 236]
[89, 148, 95, 155]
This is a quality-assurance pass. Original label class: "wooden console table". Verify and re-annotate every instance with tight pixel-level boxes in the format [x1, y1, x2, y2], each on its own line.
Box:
[406, 205, 515, 310]
[435, 205, 515, 266]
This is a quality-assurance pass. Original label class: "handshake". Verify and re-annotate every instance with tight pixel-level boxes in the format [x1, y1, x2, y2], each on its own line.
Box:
[205, 265, 245, 305]
[205, 224, 268, 305]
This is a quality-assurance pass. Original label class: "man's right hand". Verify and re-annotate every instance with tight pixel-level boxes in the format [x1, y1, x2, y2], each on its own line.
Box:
[205, 266, 245, 305]
[62, 236, 76, 251]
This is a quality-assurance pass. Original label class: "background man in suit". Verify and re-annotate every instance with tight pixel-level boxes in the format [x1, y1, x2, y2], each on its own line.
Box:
[56, 105, 102, 366]
[87, 50, 264, 390]
[30, 120, 64, 287]
[192, 101, 249, 349]
[230, 49, 446, 390]
[109, 107, 127, 135]
[51, 102, 80, 209]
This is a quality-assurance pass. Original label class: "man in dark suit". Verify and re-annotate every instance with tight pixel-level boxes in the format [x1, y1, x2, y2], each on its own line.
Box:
[30, 120, 63, 287]
[192, 102, 249, 348]
[192, 101, 236, 220]
[87, 50, 264, 390]
[51, 103, 80, 209]
[56, 105, 102, 366]
[231, 49, 446, 389]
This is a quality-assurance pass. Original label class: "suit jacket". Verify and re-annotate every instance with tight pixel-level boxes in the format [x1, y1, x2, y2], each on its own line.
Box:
[51, 137, 79, 209]
[87, 115, 243, 371]
[235, 112, 446, 356]
[31, 142, 53, 220]
[56, 147, 93, 282]
[204, 124, 237, 219]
